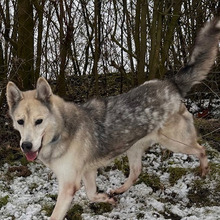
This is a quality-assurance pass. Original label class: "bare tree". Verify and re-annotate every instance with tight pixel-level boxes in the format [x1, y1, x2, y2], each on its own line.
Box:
[16, 0, 34, 89]
[93, 0, 101, 96]
[0, 0, 219, 109]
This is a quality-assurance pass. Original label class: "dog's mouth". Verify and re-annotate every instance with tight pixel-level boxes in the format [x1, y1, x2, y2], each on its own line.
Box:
[25, 146, 42, 161]
[24, 132, 59, 161]
[24, 135, 44, 162]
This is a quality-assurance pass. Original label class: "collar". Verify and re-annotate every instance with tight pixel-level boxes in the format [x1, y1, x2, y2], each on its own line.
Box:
[50, 134, 61, 144]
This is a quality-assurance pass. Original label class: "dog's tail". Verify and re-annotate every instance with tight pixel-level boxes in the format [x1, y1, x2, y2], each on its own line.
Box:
[172, 18, 220, 97]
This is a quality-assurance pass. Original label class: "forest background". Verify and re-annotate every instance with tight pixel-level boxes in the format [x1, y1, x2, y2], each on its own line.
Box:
[0, 1, 220, 218]
[0, 0, 220, 148]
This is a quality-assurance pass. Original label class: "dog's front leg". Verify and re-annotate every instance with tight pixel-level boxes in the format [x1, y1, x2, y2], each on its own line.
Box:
[50, 181, 80, 220]
[83, 169, 116, 204]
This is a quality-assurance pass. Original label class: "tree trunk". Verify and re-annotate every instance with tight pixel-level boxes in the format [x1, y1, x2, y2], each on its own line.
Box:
[93, 0, 101, 96]
[148, 0, 163, 80]
[137, 0, 148, 84]
[160, 0, 182, 77]
[0, 37, 6, 107]
[55, 0, 73, 97]
[17, 0, 34, 89]
[33, 0, 45, 83]
[123, 0, 135, 86]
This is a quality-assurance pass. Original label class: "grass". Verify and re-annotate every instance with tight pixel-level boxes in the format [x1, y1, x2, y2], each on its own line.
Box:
[0, 195, 9, 209]
[89, 202, 113, 215]
[168, 167, 188, 186]
[136, 172, 163, 192]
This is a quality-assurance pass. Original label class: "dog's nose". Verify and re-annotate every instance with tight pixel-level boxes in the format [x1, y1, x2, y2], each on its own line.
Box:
[21, 141, 33, 152]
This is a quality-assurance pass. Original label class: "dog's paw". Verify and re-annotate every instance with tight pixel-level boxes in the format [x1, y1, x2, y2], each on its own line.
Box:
[101, 193, 117, 205]
[107, 196, 117, 205]
[200, 165, 210, 178]
[92, 193, 117, 205]
[107, 193, 118, 204]
[109, 189, 121, 196]
[109, 187, 126, 196]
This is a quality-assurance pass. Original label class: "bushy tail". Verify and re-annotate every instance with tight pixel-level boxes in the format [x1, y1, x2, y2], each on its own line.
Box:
[173, 18, 220, 97]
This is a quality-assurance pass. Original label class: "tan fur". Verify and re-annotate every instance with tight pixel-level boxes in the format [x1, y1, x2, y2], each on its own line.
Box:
[6, 78, 209, 220]
[110, 106, 209, 196]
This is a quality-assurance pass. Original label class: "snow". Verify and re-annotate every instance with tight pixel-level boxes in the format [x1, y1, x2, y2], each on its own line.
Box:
[0, 144, 219, 220]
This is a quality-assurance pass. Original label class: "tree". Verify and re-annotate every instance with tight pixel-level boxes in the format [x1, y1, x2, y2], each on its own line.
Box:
[93, 0, 101, 96]
[148, 0, 183, 80]
[135, 0, 148, 84]
[0, 0, 219, 109]
[17, 0, 34, 89]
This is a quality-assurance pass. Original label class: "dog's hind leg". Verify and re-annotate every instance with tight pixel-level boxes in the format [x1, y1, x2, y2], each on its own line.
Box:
[110, 147, 144, 195]
[195, 143, 209, 176]
[110, 136, 153, 195]
[158, 107, 209, 177]
[83, 169, 116, 204]
[159, 134, 209, 176]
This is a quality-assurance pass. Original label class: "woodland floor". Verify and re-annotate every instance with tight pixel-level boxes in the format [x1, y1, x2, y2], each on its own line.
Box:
[0, 75, 219, 220]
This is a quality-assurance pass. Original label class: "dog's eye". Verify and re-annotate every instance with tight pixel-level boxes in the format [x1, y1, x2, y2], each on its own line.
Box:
[35, 119, 43, 126]
[17, 119, 24, 125]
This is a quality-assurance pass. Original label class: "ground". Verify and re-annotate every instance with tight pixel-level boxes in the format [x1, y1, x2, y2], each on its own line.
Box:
[0, 140, 219, 220]
[0, 75, 219, 219]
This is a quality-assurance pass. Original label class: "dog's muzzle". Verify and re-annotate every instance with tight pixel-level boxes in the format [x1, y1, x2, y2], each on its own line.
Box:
[21, 140, 42, 162]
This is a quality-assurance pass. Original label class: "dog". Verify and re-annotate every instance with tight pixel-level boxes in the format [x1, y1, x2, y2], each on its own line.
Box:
[6, 18, 220, 220]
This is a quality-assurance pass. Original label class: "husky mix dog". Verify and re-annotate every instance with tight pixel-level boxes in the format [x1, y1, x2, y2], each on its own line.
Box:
[6, 19, 220, 220]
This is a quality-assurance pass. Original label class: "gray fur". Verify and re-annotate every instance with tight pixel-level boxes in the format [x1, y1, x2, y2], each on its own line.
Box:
[173, 18, 220, 96]
[84, 80, 181, 160]
[6, 18, 220, 220]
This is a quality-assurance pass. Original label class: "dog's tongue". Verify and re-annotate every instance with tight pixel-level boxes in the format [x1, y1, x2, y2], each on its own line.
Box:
[25, 151, 38, 161]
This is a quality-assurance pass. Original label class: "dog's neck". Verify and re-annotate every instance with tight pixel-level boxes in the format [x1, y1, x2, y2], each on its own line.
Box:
[50, 134, 61, 144]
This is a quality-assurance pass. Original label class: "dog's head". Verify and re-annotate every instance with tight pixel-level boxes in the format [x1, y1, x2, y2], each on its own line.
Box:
[6, 77, 56, 161]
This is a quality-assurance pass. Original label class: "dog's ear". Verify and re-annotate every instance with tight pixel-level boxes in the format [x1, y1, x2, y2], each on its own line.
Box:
[6, 81, 24, 110]
[36, 77, 52, 102]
